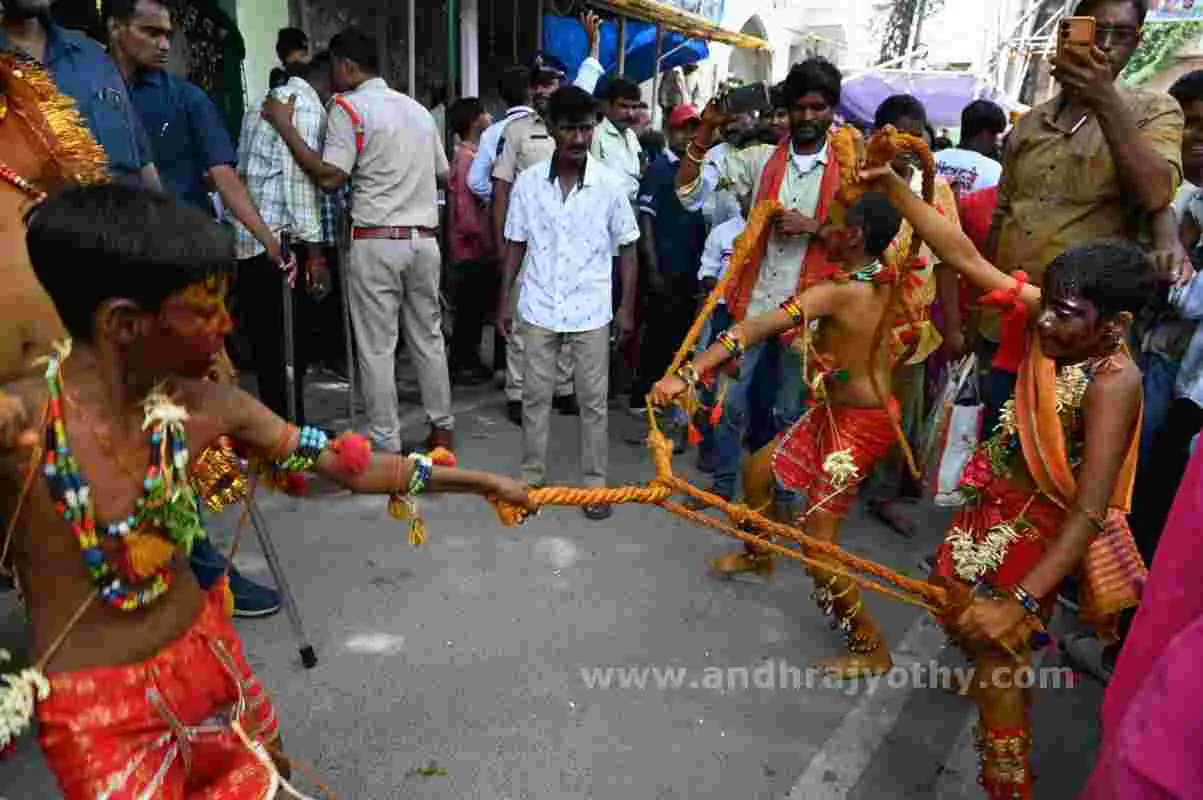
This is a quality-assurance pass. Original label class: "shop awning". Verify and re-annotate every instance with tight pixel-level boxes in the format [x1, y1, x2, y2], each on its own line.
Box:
[588, 0, 769, 50]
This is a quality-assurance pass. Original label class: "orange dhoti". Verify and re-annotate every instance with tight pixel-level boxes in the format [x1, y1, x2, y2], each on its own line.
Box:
[37, 588, 282, 799]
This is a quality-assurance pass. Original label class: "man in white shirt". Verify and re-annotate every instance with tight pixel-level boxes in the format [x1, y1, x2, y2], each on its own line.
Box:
[592, 77, 644, 203]
[934, 99, 1007, 197]
[497, 86, 639, 520]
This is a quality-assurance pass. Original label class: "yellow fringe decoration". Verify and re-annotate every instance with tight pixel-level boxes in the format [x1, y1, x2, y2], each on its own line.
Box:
[0, 52, 109, 187]
[122, 532, 177, 581]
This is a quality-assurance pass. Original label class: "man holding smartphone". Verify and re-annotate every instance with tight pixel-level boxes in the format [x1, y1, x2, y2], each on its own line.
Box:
[982, 0, 1183, 437]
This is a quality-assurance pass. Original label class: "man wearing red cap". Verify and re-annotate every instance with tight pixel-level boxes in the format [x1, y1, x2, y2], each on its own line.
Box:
[629, 105, 708, 414]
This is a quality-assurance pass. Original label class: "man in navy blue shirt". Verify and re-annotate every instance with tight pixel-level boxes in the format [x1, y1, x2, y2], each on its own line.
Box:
[110, 0, 290, 617]
[108, 0, 284, 266]
[629, 104, 708, 415]
[0, 0, 158, 187]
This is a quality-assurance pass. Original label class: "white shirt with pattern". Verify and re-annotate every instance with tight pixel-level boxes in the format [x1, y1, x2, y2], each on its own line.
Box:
[233, 76, 325, 259]
[505, 155, 640, 333]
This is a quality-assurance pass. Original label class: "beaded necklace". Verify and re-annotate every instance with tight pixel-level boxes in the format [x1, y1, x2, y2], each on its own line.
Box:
[0, 159, 47, 204]
[42, 346, 205, 612]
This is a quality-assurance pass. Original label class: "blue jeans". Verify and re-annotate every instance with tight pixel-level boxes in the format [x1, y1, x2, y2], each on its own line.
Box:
[1138, 351, 1179, 465]
[712, 337, 807, 499]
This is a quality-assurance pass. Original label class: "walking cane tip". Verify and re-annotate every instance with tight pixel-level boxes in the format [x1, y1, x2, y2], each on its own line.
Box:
[299, 645, 318, 669]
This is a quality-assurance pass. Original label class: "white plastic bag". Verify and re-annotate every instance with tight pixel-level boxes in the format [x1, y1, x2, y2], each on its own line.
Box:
[919, 356, 982, 507]
[933, 355, 982, 507]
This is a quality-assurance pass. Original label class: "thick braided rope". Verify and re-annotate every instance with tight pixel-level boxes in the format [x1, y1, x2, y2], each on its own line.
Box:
[659, 499, 942, 614]
[489, 426, 947, 610]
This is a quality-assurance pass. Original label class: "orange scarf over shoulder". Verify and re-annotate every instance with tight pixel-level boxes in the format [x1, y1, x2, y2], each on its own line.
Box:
[724, 140, 843, 322]
[1014, 338, 1141, 513]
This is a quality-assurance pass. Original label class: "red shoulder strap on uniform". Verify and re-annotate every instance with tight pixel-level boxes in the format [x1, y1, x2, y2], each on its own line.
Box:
[332, 95, 365, 154]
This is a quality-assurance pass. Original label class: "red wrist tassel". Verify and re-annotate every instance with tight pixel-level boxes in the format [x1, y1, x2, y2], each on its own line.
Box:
[429, 447, 457, 468]
[331, 432, 372, 475]
[981, 271, 1030, 374]
[285, 471, 308, 496]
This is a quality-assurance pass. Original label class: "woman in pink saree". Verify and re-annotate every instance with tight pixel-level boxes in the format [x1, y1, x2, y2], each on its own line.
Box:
[1081, 443, 1203, 799]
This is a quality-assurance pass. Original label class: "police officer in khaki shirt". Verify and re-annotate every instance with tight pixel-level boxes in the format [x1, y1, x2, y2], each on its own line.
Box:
[263, 27, 454, 454]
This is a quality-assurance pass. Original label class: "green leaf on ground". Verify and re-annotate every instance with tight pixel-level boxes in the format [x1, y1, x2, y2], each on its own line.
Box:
[407, 760, 449, 778]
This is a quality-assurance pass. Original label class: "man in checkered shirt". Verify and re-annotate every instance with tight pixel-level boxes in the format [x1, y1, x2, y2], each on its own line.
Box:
[233, 51, 334, 426]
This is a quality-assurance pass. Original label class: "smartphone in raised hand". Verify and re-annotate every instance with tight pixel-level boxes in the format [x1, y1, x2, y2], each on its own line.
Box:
[1058, 16, 1096, 60]
[720, 82, 771, 117]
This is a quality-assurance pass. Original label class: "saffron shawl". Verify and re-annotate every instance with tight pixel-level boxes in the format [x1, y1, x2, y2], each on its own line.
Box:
[724, 140, 843, 322]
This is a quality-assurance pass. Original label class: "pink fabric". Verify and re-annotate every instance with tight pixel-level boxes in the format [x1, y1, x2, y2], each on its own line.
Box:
[1080, 447, 1203, 800]
[449, 142, 495, 264]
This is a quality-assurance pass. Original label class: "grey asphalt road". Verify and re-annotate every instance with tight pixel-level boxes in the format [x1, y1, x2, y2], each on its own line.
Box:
[0, 378, 1105, 798]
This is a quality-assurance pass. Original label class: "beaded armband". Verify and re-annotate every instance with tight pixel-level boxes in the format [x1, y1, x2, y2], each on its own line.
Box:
[781, 297, 804, 326]
[258, 424, 331, 495]
[277, 426, 330, 472]
[716, 330, 745, 362]
[389, 453, 436, 548]
[1012, 585, 1042, 618]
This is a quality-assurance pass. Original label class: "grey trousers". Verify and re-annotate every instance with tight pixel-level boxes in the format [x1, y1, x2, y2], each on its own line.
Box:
[520, 321, 610, 488]
[348, 236, 453, 452]
[505, 274, 573, 401]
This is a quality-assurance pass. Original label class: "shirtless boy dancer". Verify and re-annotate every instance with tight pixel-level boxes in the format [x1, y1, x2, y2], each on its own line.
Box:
[652, 192, 904, 679]
[864, 164, 1148, 799]
[0, 184, 532, 798]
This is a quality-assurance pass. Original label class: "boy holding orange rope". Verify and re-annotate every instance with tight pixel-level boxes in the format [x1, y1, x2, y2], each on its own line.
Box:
[861, 163, 1150, 800]
[652, 192, 905, 680]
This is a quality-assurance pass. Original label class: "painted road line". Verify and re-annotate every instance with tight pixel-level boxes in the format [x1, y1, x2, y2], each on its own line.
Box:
[788, 613, 950, 800]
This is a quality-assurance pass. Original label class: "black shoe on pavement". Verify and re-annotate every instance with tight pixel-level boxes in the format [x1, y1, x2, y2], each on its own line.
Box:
[554, 394, 581, 416]
[507, 401, 523, 426]
[583, 504, 613, 521]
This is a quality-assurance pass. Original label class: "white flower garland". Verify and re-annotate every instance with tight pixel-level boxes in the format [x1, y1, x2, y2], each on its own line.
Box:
[822, 449, 859, 490]
[0, 650, 50, 753]
[947, 522, 1023, 583]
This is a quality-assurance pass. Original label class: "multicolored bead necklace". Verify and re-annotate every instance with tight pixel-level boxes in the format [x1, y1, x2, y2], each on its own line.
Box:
[0, 159, 47, 204]
[42, 345, 205, 612]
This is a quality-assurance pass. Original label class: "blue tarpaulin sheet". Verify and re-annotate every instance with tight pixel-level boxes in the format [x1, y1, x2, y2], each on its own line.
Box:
[542, 15, 708, 87]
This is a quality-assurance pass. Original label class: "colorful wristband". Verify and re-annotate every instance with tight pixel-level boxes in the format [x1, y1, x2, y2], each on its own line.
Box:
[1013, 585, 1041, 618]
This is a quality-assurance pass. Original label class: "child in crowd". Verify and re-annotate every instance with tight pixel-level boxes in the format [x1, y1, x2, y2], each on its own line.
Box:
[653, 192, 905, 679]
[0, 185, 531, 798]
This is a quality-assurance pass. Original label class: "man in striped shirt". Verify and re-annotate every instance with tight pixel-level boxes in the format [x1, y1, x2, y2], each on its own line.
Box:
[232, 52, 333, 426]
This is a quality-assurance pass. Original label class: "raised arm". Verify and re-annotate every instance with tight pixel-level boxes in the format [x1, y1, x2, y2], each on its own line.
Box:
[867, 167, 1041, 310]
